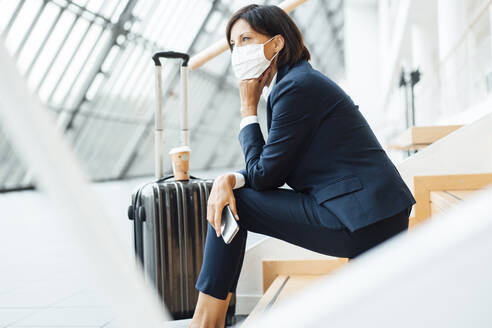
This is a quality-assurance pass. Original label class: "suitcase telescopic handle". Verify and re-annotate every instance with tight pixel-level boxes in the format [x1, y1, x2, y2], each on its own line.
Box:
[153, 51, 190, 179]
[152, 51, 189, 67]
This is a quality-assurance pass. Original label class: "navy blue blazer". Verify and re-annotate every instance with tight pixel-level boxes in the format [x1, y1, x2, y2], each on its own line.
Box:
[236, 59, 416, 232]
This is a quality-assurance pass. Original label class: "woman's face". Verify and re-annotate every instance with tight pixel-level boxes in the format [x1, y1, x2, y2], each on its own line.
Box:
[229, 18, 282, 62]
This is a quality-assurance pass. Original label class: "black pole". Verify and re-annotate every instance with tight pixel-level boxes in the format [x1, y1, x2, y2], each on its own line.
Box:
[409, 69, 421, 127]
[399, 68, 410, 129]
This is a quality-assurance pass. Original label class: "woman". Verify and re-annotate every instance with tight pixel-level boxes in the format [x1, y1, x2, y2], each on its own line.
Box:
[191, 4, 416, 327]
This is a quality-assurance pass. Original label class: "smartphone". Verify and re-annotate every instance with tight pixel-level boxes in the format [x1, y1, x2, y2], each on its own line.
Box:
[220, 204, 240, 244]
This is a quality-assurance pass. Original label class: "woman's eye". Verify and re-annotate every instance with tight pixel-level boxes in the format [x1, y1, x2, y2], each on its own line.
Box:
[230, 36, 250, 48]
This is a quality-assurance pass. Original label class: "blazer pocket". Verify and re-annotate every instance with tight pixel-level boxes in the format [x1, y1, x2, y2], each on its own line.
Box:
[312, 175, 363, 204]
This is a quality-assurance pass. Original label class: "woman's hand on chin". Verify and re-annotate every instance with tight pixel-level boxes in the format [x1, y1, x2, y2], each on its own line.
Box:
[206, 173, 240, 237]
[239, 66, 273, 117]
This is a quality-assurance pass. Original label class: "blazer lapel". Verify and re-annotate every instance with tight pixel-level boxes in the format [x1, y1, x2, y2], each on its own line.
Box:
[266, 63, 291, 132]
[267, 60, 307, 131]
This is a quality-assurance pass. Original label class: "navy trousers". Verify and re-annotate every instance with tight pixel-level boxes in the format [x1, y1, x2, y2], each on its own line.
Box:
[195, 186, 411, 300]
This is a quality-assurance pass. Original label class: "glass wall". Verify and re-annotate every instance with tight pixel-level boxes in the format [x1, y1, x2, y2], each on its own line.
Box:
[0, 0, 345, 192]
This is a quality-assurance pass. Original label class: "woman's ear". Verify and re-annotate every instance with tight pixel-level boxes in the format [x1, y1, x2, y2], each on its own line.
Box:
[275, 34, 285, 53]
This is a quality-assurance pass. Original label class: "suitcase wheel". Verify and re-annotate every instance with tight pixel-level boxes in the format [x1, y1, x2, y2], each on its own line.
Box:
[127, 205, 134, 220]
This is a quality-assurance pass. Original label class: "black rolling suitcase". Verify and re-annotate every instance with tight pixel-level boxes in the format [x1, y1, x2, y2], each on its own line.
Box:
[127, 52, 236, 325]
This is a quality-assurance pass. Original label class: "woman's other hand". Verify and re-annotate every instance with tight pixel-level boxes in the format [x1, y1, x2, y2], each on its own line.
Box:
[207, 173, 240, 237]
[239, 66, 273, 117]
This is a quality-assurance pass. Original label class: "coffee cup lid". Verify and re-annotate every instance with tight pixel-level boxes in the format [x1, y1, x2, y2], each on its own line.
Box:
[169, 146, 191, 155]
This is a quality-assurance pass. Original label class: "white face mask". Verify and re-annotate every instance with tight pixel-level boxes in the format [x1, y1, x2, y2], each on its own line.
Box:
[231, 35, 279, 80]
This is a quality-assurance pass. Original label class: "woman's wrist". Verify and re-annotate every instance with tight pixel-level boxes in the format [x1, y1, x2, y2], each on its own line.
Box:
[240, 105, 257, 118]
[222, 173, 236, 189]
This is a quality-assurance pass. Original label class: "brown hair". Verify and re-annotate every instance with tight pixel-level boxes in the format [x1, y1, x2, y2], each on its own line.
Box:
[225, 4, 311, 68]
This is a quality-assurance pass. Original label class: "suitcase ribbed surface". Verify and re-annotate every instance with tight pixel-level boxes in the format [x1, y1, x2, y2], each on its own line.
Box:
[129, 176, 236, 321]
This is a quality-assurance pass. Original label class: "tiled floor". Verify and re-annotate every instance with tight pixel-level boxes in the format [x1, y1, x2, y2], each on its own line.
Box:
[0, 177, 132, 327]
[0, 168, 256, 327]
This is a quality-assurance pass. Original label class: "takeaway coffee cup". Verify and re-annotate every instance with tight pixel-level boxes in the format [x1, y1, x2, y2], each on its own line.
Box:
[169, 146, 191, 181]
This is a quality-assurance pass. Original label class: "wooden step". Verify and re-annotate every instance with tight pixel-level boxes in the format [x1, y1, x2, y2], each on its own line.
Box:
[241, 258, 348, 327]
[388, 125, 463, 151]
[410, 173, 492, 228]
[430, 190, 475, 216]
[262, 258, 348, 293]
[242, 274, 324, 327]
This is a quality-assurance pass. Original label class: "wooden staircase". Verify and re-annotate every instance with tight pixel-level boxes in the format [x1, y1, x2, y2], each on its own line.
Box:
[242, 173, 492, 326]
